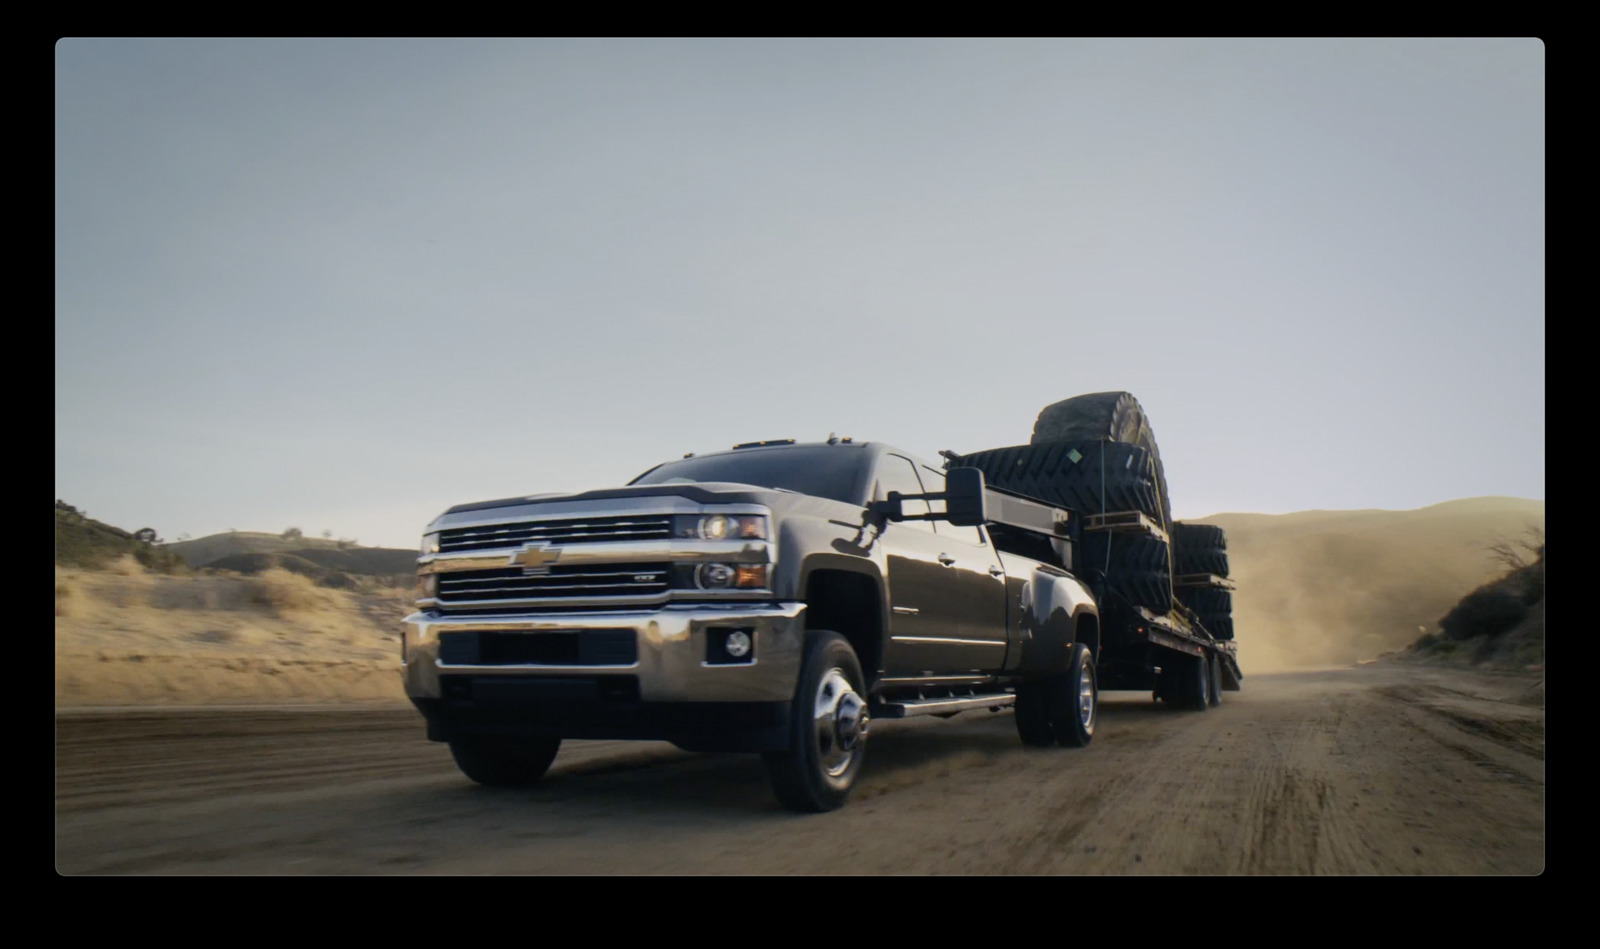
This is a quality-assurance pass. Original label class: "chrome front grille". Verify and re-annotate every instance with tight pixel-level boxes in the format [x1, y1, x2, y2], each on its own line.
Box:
[436, 563, 672, 604]
[438, 515, 673, 553]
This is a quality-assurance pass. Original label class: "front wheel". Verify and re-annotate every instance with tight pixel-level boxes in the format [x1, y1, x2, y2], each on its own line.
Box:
[448, 737, 562, 787]
[764, 630, 869, 813]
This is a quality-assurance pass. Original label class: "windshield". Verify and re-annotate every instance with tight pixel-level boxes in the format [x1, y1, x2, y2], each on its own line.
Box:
[630, 446, 872, 506]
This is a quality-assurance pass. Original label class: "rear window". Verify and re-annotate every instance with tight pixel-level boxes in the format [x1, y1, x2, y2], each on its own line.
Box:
[630, 447, 872, 506]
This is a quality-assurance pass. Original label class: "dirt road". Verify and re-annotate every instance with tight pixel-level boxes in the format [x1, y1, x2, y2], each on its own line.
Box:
[54, 662, 1544, 874]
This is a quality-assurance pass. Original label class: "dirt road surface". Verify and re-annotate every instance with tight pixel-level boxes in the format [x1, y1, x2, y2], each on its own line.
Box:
[55, 663, 1544, 874]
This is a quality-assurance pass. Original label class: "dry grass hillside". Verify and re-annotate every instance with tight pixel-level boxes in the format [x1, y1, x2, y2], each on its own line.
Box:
[55, 557, 411, 705]
[1204, 497, 1545, 672]
[164, 531, 417, 576]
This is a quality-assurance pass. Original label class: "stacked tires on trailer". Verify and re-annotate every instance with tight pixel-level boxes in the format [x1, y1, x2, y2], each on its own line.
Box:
[949, 391, 1237, 711]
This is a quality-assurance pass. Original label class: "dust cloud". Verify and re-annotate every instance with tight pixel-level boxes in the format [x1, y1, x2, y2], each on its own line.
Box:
[1209, 498, 1544, 673]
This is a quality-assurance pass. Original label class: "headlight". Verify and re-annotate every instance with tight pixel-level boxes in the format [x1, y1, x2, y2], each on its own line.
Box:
[671, 515, 768, 540]
[421, 532, 440, 555]
[693, 563, 769, 590]
[417, 573, 438, 598]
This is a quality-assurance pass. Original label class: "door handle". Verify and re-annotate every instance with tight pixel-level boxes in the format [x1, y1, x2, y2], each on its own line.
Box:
[989, 566, 1005, 578]
[937, 554, 956, 566]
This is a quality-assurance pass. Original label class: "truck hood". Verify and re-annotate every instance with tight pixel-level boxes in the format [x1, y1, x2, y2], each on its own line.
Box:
[438, 482, 794, 517]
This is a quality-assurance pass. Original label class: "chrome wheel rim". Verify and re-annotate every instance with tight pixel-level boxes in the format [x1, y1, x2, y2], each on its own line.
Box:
[813, 667, 867, 782]
[1078, 660, 1097, 734]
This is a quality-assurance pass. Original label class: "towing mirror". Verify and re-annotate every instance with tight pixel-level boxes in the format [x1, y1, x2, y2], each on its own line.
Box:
[943, 467, 987, 526]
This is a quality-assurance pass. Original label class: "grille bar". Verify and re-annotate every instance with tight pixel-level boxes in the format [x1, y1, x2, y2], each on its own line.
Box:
[440, 516, 673, 552]
[435, 563, 671, 603]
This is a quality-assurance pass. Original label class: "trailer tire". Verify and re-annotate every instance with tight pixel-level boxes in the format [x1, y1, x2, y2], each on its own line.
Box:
[1048, 643, 1097, 747]
[1160, 653, 1209, 711]
[764, 630, 869, 813]
[448, 737, 562, 788]
[1032, 391, 1172, 530]
[1014, 680, 1057, 747]
[1207, 652, 1223, 707]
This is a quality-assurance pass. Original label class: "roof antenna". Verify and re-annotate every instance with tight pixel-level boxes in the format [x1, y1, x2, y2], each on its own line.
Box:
[826, 432, 840, 445]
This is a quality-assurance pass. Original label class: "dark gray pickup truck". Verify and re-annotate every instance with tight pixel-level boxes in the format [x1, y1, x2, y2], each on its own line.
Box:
[403, 438, 1108, 811]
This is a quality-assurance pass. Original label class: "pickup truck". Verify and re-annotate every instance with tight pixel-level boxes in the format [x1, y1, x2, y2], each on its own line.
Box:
[403, 438, 1108, 811]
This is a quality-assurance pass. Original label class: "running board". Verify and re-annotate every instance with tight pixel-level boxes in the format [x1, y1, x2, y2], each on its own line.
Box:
[873, 694, 1016, 718]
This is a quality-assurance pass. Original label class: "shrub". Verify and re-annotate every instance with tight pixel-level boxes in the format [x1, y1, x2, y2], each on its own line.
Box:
[1439, 588, 1527, 642]
[107, 554, 146, 577]
[247, 568, 336, 616]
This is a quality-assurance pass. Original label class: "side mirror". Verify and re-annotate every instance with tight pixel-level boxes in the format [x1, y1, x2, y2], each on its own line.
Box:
[944, 467, 987, 526]
[869, 493, 904, 522]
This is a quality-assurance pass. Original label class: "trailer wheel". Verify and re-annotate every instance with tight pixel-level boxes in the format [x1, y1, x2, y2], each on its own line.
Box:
[1048, 643, 1097, 747]
[1207, 653, 1222, 707]
[1193, 652, 1213, 710]
[1160, 653, 1209, 711]
[764, 630, 869, 813]
[448, 737, 562, 788]
[1014, 680, 1056, 747]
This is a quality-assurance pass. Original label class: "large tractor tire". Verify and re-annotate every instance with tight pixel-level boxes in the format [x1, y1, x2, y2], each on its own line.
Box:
[1172, 523, 1226, 551]
[1172, 522, 1230, 577]
[1032, 391, 1172, 531]
[1178, 587, 1234, 642]
[953, 441, 1163, 525]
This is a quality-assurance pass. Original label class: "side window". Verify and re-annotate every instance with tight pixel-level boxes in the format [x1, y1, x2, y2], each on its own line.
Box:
[921, 466, 986, 544]
[876, 456, 935, 533]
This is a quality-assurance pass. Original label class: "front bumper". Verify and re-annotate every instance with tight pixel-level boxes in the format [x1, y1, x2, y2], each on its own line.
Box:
[403, 603, 805, 749]
[402, 602, 806, 704]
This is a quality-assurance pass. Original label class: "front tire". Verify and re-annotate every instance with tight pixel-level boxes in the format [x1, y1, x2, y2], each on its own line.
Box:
[764, 630, 869, 813]
[448, 737, 562, 787]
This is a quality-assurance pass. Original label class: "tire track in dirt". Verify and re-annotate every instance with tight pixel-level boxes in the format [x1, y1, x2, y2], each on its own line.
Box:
[55, 665, 1545, 875]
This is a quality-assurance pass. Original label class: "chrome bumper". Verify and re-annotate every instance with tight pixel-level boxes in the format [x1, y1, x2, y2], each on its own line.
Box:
[401, 602, 806, 703]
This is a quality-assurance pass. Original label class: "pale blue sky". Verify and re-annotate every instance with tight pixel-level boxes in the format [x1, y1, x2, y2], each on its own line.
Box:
[55, 38, 1544, 548]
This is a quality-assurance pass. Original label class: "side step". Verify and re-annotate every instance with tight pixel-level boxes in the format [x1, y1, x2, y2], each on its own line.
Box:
[873, 693, 1016, 719]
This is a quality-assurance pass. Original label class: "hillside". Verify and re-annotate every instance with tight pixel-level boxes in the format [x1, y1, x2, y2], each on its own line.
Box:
[55, 559, 408, 705]
[164, 531, 416, 572]
[55, 503, 185, 573]
[1199, 497, 1545, 672]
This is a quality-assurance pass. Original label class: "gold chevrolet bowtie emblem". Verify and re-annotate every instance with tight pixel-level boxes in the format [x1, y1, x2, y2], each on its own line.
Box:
[510, 543, 562, 570]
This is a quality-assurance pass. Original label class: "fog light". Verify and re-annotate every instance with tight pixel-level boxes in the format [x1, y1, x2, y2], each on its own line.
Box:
[707, 626, 756, 664]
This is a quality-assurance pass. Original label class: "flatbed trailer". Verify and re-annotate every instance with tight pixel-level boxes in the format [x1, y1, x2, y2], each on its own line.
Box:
[910, 471, 1240, 700]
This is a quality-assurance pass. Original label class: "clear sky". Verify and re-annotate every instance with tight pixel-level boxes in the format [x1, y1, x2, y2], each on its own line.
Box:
[55, 38, 1544, 549]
